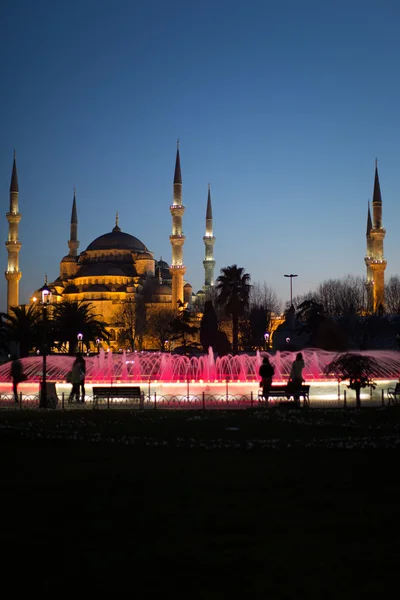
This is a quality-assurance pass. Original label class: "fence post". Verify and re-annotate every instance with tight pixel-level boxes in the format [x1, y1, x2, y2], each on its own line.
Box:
[343, 389, 347, 408]
[62, 392, 65, 410]
[154, 391, 157, 410]
[202, 391, 205, 412]
[250, 391, 253, 409]
[382, 389, 385, 406]
[19, 391, 22, 410]
[107, 394, 110, 410]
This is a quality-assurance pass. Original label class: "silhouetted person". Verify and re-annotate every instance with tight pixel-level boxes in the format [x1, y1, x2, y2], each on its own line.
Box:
[10, 356, 24, 404]
[259, 356, 274, 403]
[76, 353, 86, 403]
[69, 356, 83, 404]
[287, 352, 305, 404]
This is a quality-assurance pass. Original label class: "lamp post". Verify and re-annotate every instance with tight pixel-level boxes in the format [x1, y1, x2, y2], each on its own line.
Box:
[38, 279, 52, 409]
[264, 332, 270, 351]
[284, 274, 298, 307]
[77, 332, 83, 354]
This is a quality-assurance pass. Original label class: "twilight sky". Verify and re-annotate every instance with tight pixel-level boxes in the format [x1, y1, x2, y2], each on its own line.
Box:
[1, 0, 400, 313]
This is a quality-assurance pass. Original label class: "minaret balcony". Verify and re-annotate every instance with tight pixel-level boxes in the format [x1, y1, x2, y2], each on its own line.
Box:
[170, 205, 185, 216]
[5, 240, 21, 249]
[6, 212, 21, 224]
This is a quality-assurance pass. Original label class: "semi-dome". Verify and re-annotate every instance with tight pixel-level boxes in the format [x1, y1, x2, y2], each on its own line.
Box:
[63, 284, 80, 293]
[86, 226, 147, 252]
[86, 284, 110, 292]
[61, 255, 78, 263]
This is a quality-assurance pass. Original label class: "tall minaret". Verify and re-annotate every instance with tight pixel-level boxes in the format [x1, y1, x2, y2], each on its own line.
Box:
[203, 184, 216, 291]
[68, 188, 79, 257]
[364, 160, 386, 312]
[5, 151, 22, 313]
[169, 141, 186, 307]
[60, 189, 80, 280]
[364, 201, 374, 312]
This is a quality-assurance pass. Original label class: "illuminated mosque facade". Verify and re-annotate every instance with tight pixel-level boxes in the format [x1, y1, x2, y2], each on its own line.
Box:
[4, 146, 217, 324]
[5, 150, 387, 323]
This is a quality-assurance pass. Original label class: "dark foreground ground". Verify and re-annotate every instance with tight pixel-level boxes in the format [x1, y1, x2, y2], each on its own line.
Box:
[1, 408, 400, 597]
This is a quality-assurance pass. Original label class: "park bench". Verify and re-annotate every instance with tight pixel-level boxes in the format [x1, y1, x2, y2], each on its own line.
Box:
[92, 386, 144, 408]
[387, 386, 400, 403]
[259, 384, 310, 407]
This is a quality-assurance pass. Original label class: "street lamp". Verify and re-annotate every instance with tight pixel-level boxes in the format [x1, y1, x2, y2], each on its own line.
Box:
[77, 332, 83, 353]
[38, 278, 52, 409]
[264, 332, 270, 350]
[284, 274, 298, 307]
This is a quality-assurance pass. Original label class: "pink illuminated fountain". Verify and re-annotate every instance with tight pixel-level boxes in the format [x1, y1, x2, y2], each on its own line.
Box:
[0, 347, 400, 384]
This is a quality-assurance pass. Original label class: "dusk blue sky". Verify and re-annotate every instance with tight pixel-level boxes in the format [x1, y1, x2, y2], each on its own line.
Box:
[1, 0, 400, 313]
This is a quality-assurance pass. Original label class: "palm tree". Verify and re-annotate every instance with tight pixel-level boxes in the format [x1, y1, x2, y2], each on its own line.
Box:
[0, 304, 42, 357]
[52, 301, 109, 354]
[216, 265, 251, 355]
[324, 352, 378, 408]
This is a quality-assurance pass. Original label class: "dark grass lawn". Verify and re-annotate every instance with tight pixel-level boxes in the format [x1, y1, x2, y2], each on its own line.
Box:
[1, 409, 400, 596]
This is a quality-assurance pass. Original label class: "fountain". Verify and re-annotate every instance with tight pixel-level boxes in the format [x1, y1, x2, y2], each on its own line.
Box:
[1, 348, 400, 383]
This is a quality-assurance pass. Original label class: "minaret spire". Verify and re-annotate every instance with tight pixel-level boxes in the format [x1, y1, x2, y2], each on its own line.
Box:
[5, 151, 22, 313]
[68, 188, 79, 257]
[169, 142, 186, 307]
[203, 184, 216, 291]
[365, 161, 386, 312]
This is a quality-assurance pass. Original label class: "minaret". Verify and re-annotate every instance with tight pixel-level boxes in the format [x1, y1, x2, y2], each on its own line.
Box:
[365, 160, 386, 312]
[68, 188, 79, 257]
[364, 201, 374, 312]
[169, 141, 186, 307]
[5, 151, 22, 313]
[203, 184, 216, 291]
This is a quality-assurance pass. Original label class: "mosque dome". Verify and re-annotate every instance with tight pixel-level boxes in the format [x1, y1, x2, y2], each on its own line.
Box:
[86, 225, 147, 252]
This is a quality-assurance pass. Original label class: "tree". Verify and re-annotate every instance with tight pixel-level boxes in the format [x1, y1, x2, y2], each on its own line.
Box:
[324, 352, 378, 408]
[52, 301, 109, 354]
[316, 275, 366, 316]
[148, 307, 175, 351]
[296, 299, 326, 346]
[111, 296, 147, 351]
[0, 304, 42, 357]
[385, 276, 400, 314]
[246, 282, 281, 349]
[170, 301, 198, 352]
[216, 265, 251, 355]
[200, 300, 219, 353]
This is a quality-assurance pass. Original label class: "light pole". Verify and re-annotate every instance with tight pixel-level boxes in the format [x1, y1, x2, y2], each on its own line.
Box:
[264, 332, 270, 350]
[77, 332, 83, 354]
[284, 274, 298, 307]
[38, 279, 52, 409]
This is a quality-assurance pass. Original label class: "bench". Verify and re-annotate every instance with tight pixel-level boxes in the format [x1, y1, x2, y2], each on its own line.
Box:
[92, 386, 144, 408]
[259, 384, 310, 406]
[387, 387, 400, 403]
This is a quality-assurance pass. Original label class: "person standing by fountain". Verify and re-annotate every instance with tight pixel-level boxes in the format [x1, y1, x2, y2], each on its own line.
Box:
[77, 354, 86, 403]
[287, 352, 305, 405]
[69, 355, 84, 404]
[259, 356, 274, 403]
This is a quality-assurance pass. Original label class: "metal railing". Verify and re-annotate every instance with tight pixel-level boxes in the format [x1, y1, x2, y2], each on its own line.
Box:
[0, 388, 393, 410]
